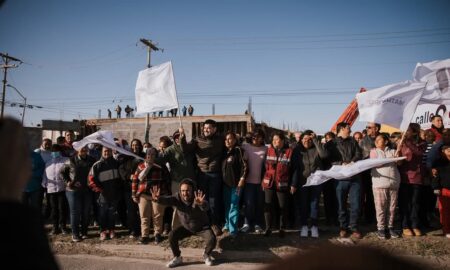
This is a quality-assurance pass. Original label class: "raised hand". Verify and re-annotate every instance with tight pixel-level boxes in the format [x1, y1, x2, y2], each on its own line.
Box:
[194, 190, 205, 204]
[151, 185, 161, 201]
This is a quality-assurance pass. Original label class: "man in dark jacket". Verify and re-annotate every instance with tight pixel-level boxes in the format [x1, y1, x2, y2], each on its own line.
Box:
[179, 119, 225, 236]
[327, 122, 363, 239]
[359, 122, 380, 224]
[152, 178, 216, 268]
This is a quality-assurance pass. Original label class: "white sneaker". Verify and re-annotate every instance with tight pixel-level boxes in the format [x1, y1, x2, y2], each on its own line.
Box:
[240, 224, 250, 233]
[254, 225, 263, 234]
[446, 234, 450, 239]
[166, 256, 183, 268]
[300, 226, 308, 237]
[311, 226, 319, 238]
[203, 253, 215, 266]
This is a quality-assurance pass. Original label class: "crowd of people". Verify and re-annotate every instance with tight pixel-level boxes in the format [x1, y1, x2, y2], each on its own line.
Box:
[106, 105, 195, 119]
[23, 116, 450, 267]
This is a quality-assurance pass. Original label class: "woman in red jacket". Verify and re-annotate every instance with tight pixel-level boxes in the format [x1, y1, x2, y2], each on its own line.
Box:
[262, 131, 297, 237]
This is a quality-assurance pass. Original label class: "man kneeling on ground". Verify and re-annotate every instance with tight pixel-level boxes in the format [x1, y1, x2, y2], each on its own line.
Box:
[151, 179, 216, 268]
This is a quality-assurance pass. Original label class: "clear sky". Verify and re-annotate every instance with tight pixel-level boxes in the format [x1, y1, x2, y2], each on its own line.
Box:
[1, 0, 449, 134]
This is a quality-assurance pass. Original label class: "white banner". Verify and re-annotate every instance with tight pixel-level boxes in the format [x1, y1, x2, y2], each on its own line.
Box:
[72, 131, 144, 160]
[135, 61, 178, 115]
[303, 157, 405, 187]
[412, 103, 450, 129]
[356, 81, 425, 130]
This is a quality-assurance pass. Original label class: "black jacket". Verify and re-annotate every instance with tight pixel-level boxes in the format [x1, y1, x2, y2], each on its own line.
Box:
[327, 136, 362, 180]
[295, 137, 328, 186]
[432, 158, 450, 190]
[222, 146, 248, 188]
[60, 155, 96, 191]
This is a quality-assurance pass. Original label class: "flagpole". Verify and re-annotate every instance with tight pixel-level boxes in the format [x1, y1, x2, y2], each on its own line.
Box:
[171, 61, 183, 128]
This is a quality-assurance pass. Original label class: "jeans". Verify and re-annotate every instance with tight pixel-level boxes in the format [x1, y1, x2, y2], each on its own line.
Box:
[335, 178, 361, 230]
[399, 183, 421, 229]
[243, 183, 264, 228]
[98, 200, 118, 232]
[169, 226, 216, 257]
[65, 189, 92, 236]
[197, 172, 223, 226]
[124, 188, 140, 236]
[223, 185, 241, 235]
[299, 185, 322, 226]
[264, 189, 288, 230]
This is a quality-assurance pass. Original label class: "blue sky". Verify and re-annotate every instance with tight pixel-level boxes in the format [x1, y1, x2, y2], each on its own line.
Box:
[1, 0, 449, 134]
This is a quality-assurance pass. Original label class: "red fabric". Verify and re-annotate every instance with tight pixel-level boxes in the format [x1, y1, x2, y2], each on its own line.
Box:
[427, 127, 443, 142]
[262, 146, 293, 191]
[438, 188, 450, 234]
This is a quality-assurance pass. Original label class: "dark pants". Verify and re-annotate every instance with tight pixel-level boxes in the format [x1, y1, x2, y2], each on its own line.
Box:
[65, 189, 92, 236]
[22, 188, 44, 213]
[399, 183, 421, 229]
[360, 170, 376, 224]
[335, 178, 361, 231]
[197, 172, 223, 226]
[169, 226, 216, 257]
[48, 191, 68, 229]
[124, 188, 140, 236]
[243, 183, 264, 228]
[98, 200, 118, 232]
[322, 179, 338, 224]
[264, 189, 288, 230]
[299, 185, 322, 226]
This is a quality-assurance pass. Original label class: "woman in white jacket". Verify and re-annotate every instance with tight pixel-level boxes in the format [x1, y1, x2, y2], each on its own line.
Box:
[370, 134, 401, 240]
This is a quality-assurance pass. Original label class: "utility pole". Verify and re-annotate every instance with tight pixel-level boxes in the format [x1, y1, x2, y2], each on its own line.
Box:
[1, 53, 22, 119]
[139, 38, 162, 143]
[6, 84, 26, 125]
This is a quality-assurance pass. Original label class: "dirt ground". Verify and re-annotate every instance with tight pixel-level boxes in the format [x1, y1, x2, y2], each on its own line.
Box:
[49, 223, 450, 261]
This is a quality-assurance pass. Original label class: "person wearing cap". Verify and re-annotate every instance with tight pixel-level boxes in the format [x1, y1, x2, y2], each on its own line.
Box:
[151, 179, 216, 267]
[179, 119, 225, 236]
[132, 147, 171, 244]
[159, 130, 197, 229]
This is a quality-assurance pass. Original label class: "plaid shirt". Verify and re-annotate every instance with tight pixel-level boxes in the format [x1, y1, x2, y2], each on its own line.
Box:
[132, 162, 170, 197]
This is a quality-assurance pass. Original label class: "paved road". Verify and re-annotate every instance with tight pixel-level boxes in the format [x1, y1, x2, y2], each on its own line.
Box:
[57, 254, 263, 270]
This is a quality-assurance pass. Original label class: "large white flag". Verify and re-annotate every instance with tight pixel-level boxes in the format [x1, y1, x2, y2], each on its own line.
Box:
[413, 58, 450, 104]
[304, 157, 405, 187]
[135, 61, 178, 115]
[356, 81, 425, 130]
[73, 131, 144, 160]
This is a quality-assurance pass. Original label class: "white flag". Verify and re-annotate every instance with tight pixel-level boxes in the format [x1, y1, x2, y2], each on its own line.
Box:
[72, 131, 144, 160]
[303, 157, 405, 187]
[413, 58, 450, 104]
[356, 81, 425, 130]
[135, 61, 178, 115]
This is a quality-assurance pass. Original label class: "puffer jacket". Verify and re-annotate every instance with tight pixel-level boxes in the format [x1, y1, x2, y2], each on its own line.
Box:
[295, 137, 328, 186]
[88, 157, 122, 203]
[42, 156, 69, 193]
[370, 147, 401, 189]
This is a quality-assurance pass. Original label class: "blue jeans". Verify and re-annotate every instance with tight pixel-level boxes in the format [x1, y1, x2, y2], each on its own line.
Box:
[243, 183, 264, 228]
[223, 185, 241, 235]
[197, 172, 223, 226]
[98, 200, 118, 232]
[66, 190, 92, 236]
[299, 185, 322, 226]
[335, 178, 361, 230]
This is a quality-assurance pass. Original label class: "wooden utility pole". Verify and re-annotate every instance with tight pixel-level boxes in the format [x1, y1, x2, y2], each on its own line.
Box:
[1, 53, 22, 119]
[139, 38, 162, 143]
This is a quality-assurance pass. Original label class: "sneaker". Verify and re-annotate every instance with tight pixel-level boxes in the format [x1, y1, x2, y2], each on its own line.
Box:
[61, 228, 69, 235]
[163, 229, 170, 236]
[311, 226, 319, 238]
[445, 234, 450, 239]
[413, 228, 423, 237]
[254, 225, 263, 234]
[211, 225, 223, 236]
[339, 229, 348, 238]
[203, 253, 215, 266]
[109, 230, 116, 239]
[100, 231, 108, 241]
[139, 236, 150, 245]
[403, 228, 414, 237]
[222, 227, 229, 235]
[81, 234, 89, 240]
[166, 256, 183, 268]
[155, 233, 162, 244]
[376, 230, 386, 240]
[389, 229, 400, 239]
[240, 224, 250, 233]
[350, 230, 362, 239]
[72, 235, 82, 242]
[300, 226, 308, 237]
